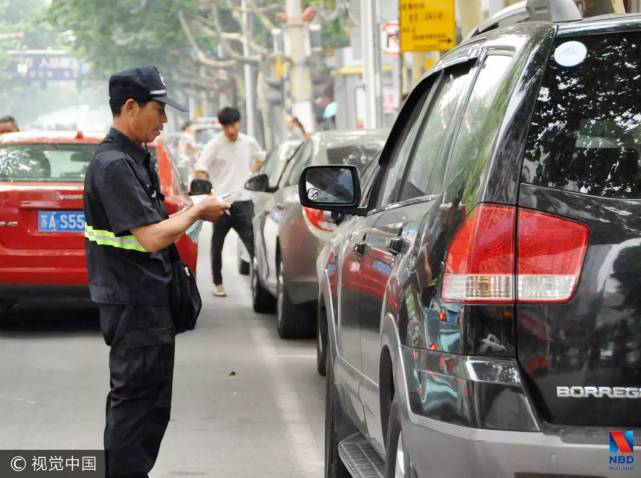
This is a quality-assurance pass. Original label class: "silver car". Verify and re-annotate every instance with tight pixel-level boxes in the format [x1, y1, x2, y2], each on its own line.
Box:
[237, 140, 302, 274]
[245, 130, 387, 338]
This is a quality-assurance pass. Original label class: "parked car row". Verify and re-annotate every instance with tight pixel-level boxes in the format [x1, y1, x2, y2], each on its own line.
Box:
[243, 130, 387, 339]
[0, 130, 198, 320]
[296, 3, 641, 478]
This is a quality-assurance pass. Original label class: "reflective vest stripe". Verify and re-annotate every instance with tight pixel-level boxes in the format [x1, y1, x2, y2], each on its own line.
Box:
[84, 225, 148, 253]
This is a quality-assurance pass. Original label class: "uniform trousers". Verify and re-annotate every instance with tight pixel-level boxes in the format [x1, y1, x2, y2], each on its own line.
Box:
[100, 304, 175, 478]
[211, 200, 255, 285]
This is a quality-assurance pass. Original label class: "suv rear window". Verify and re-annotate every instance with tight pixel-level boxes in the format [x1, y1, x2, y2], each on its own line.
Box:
[522, 32, 641, 199]
[0, 144, 95, 182]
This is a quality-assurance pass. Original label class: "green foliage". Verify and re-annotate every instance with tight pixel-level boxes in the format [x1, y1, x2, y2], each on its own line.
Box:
[46, 0, 207, 79]
[303, 0, 350, 50]
[0, 0, 64, 120]
[0, 0, 60, 79]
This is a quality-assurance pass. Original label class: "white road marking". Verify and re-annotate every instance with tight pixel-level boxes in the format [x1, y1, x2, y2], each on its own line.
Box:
[238, 286, 324, 473]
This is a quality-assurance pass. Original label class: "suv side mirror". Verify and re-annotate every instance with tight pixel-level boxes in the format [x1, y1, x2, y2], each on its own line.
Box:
[245, 173, 270, 192]
[298, 165, 366, 216]
[190, 178, 212, 195]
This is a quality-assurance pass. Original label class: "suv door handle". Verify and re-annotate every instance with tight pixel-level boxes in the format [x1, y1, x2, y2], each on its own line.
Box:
[354, 242, 368, 256]
[387, 237, 405, 255]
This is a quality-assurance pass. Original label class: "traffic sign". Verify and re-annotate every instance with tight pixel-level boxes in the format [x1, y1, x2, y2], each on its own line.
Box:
[400, 0, 456, 52]
[381, 21, 400, 56]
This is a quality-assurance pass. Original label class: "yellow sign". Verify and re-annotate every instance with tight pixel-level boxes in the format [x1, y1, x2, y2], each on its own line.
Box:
[400, 0, 456, 52]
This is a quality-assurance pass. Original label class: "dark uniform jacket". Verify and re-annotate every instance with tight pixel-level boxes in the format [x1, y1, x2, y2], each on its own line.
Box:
[83, 128, 172, 306]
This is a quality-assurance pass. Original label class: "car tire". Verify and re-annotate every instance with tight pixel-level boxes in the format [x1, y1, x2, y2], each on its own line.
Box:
[384, 398, 417, 478]
[276, 258, 314, 339]
[251, 258, 276, 313]
[325, 353, 351, 478]
[238, 258, 250, 276]
[317, 306, 327, 376]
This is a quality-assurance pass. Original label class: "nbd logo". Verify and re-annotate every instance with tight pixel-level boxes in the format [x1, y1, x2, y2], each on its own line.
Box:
[609, 430, 635, 471]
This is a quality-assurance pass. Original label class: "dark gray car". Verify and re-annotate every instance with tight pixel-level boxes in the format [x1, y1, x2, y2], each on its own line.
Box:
[301, 2, 641, 477]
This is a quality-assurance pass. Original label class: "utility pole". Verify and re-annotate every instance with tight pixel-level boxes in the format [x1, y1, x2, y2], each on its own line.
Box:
[285, 0, 315, 133]
[242, 0, 256, 138]
[361, 0, 383, 129]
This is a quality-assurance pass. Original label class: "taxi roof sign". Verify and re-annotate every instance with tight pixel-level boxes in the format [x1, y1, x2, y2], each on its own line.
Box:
[400, 0, 456, 52]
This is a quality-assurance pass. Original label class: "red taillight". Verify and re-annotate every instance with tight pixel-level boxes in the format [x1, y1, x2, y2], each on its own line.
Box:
[442, 204, 515, 303]
[517, 209, 589, 303]
[441, 204, 588, 304]
[303, 207, 337, 232]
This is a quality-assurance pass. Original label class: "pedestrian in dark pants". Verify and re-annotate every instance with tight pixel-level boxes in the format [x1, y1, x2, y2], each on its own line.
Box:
[83, 65, 229, 478]
[193, 107, 265, 297]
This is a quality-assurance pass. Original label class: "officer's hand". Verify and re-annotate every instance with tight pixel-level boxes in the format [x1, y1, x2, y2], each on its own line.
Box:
[196, 196, 230, 222]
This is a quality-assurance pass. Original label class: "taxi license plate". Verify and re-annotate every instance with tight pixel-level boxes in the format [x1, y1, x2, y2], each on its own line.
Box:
[38, 211, 85, 233]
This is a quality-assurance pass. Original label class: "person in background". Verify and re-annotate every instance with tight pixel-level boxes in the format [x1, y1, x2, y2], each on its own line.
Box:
[177, 120, 197, 182]
[285, 114, 306, 140]
[193, 107, 265, 297]
[0, 115, 19, 134]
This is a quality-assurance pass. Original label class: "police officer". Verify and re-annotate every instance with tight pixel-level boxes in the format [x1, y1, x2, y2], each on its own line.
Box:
[83, 65, 229, 478]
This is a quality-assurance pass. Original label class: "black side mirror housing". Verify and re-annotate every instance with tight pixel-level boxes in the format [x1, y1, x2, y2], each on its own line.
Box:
[298, 165, 366, 216]
[245, 173, 270, 192]
[190, 178, 212, 195]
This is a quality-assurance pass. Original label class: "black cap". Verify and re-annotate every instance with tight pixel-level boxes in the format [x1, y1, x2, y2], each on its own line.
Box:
[109, 65, 187, 112]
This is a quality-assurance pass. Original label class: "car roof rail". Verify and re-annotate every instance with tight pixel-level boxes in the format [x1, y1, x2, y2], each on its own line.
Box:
[468, 0, 582, 39]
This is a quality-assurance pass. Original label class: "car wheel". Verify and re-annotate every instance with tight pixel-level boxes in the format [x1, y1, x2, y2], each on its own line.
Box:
[317, 307, 327, 376]
[251, 258, 276, 313]
[384, 398, 417, 478]
[325, 353, 351, 478]
[276, 258, 314, 338]
[238, 258, 250, 276]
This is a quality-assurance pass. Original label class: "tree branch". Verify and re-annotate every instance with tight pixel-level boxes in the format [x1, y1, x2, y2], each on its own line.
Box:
[204, 6, 260, 65]
[192, 10, 270, 56]
[245, 0, 277, 32]
[315, 0, 349, 23]
[178, 10, 237, 69]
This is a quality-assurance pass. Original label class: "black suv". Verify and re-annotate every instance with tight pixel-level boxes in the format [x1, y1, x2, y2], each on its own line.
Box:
[300, 3, 641, 477]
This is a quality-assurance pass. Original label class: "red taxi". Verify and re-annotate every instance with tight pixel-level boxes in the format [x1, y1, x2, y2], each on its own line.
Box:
[0, 130, 196, 319]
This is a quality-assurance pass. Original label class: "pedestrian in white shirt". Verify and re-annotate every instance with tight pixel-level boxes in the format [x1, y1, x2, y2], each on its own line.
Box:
[193, 107, 265, 297]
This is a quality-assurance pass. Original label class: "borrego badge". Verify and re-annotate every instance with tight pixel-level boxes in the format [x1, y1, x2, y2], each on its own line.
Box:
[554, 41, 588, 67]
[557, 386, 641, 398]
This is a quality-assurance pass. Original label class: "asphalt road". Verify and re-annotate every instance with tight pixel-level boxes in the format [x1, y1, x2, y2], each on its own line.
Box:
[0, 223, 325, 477]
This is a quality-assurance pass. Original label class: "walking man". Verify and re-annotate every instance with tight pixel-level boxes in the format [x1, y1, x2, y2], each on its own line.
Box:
[193, 107, 265, 297]
[83, 65, 229, 478]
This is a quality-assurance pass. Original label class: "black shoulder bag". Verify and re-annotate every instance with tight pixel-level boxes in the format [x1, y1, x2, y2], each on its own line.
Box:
[167, 244, 202, 334]
[94, 143, 202, 334]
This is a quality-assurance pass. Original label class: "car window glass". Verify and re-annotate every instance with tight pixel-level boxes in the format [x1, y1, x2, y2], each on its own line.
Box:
[323, 142, 384, 173]
[275, 142, 303, 186]
[444, 54, 513, 207]
[360, 156, 381, 207]
[285, 140, 313, 187]
[397, 64, 474, 202]
[0, 144, 95, 182]
[274, 142, 301, 185]
[522, 32, 641, 199]
[375, 76, 437, 209]
[261, 147, 280, 183]
[279, 142, 305, 187]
